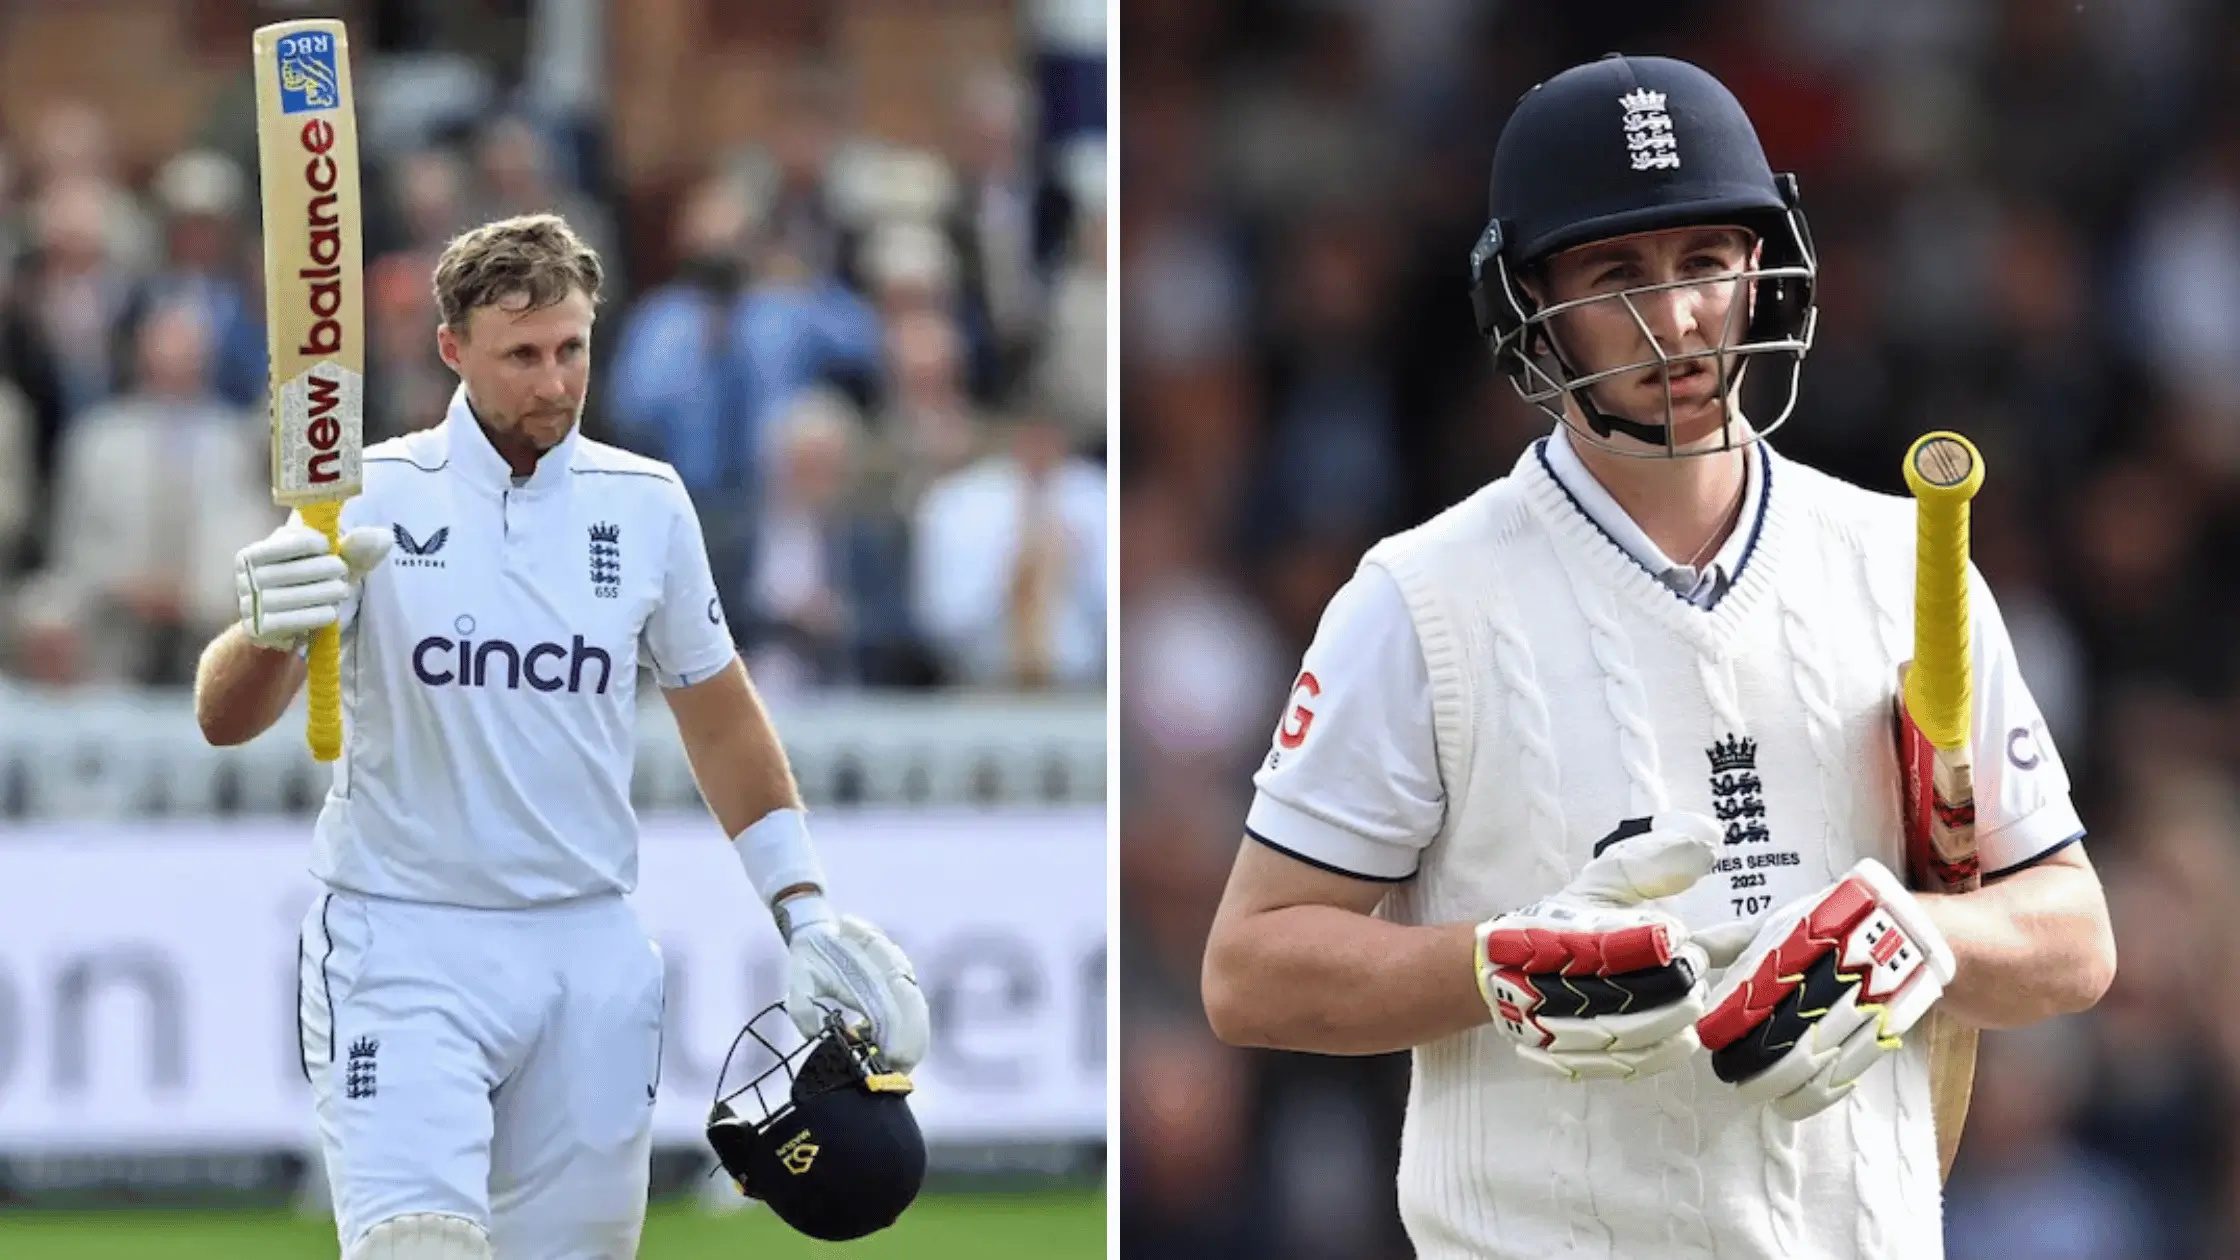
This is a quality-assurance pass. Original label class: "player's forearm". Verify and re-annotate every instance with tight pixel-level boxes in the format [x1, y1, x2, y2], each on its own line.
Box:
[674, 660, 806, 847]
[1918, 859, 2116, 1029]
[1202, 909, 1485, 1055]
[193, 625, 307, 746]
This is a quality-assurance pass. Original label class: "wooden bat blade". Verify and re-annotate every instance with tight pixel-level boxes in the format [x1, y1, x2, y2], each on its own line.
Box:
[254, 18, 363, 765]
[254, 18, 364, 508]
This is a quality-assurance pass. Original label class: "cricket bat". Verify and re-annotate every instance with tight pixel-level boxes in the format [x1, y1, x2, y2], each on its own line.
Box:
[1895, 430, 1985, 1181]
[253, 19, 364, 763]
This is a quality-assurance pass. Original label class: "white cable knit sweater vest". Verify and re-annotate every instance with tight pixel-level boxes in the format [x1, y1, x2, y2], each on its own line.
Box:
[1365, 441, 1944, 1260]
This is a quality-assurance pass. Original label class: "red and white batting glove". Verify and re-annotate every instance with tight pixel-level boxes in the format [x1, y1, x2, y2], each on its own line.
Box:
[1695, 858, 1957, 1120]
[1474, 813, 1730, 1081]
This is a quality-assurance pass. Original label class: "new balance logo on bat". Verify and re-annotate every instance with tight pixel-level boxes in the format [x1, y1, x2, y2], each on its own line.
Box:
[393, 523, 448, 567]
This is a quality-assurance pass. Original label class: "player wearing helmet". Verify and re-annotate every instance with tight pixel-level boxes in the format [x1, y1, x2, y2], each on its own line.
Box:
[1200, 54, 2115, 1258]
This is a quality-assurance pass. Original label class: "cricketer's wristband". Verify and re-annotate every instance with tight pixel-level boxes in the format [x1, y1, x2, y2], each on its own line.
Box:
[731, 808, 830, 934]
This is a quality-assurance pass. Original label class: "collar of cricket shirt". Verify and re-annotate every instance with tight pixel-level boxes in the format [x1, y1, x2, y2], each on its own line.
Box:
[443, 384, 581, 496]
[1543, 423, 1763, 601]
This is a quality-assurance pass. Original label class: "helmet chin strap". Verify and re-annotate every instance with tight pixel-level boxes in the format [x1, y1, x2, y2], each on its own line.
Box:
[1573, 389, 1756, 455]
[1544, 331, 1683, 451]
[1534, 262, 1762, 456]
[1535, 312, 1684, 451]
[1560, 345, 1754, 456]
[1580, 397, 1675, 447]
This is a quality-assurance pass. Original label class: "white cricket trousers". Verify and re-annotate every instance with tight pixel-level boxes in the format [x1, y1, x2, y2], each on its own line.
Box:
[297, 888, 666, 1259]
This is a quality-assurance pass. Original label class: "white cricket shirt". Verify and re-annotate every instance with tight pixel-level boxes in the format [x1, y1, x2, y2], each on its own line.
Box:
[302, 387, 738, 908]
[1248, 427, 2085, 882]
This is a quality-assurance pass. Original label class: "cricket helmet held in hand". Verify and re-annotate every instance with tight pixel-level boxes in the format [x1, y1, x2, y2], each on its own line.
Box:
[705, 1002, 926, 1241]
[1469, 53, 1818, 455]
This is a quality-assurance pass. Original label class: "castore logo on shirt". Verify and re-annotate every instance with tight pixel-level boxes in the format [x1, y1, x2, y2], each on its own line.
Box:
[392, 523, 449, 568]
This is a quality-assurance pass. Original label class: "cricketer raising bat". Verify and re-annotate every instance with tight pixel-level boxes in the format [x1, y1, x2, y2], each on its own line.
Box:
[1895, 430, 1985, 1181]
[253, 19, 364, 762]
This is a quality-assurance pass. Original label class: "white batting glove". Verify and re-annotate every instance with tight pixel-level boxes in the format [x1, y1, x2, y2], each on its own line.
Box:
[781, 898, 931, 1074]
[1696, 857, 1957, 1121]
[235, 522, 391, 651]
[1476, 813, 1741, 1081]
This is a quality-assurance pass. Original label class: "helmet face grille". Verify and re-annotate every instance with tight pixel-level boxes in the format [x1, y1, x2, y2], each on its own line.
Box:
[709, 1004, 892, 1127]
[1495, 257, 1815, 456]
[792, 1034, 865, 1098]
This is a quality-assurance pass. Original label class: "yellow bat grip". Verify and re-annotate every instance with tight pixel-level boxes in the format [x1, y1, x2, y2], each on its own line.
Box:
[1902, 432, 1984, 752]
[300, 499, 344, 762]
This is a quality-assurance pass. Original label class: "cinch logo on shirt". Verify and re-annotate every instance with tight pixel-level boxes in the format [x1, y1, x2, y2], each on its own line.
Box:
[411, 633, 614, 694]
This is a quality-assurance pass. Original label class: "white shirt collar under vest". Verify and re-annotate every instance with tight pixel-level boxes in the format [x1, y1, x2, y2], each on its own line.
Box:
[441, 384, 582, 495]
[1542, 424, 1763, 608]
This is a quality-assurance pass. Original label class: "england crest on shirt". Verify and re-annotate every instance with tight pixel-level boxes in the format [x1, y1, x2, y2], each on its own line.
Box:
[589, 522, 621, 598]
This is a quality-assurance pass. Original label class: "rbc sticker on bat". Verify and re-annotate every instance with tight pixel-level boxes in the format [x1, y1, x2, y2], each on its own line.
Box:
[275, 32, 341, 114]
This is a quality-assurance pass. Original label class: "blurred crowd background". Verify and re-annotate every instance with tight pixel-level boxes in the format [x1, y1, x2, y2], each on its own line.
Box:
[0, 0, 1108, 702]
[0, 0, 1109, 1244]
[1120, 1, 2240, 1257]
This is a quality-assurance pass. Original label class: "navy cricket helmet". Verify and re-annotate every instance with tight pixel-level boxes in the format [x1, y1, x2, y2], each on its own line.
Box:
[1468, 54, 1818, 454]
[705, 1002, 926, 1241]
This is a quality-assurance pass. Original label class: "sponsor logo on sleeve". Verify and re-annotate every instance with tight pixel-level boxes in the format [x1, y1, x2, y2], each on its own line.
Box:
[1275, 671, 1322, 751]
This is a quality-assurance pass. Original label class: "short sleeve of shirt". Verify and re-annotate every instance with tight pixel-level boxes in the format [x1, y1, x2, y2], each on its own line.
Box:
[639, 480, 738, 688]
[1967, 565, 2086, 878]
[1244, 565, 1446, 881]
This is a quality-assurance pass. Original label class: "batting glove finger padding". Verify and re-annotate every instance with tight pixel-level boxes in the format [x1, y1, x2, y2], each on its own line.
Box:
[240, 523, 336, 566]
[1476, 813, 1725, 1082]
[1517, 1024, 1703, 1081]
[243, 575, 352, 616]
[247, 553, 349, 591]
[1696, 858, 1956, 1121]
[235, 523, 391, 650]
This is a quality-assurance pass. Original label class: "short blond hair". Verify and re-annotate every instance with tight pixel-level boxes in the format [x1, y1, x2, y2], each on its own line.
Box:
[431, 213, 603, 333]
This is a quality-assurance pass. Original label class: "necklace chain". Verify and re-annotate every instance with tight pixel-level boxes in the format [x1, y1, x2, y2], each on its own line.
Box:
[1680, 472, 1747, 572]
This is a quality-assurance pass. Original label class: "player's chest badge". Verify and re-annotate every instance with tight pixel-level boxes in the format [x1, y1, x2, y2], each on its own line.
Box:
[1708, 734, 1769, 847]
[589, 521, 621, 599]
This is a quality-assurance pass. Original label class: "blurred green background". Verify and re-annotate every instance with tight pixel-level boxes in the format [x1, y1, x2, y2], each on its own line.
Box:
[0, 1191, 1106, 1258]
